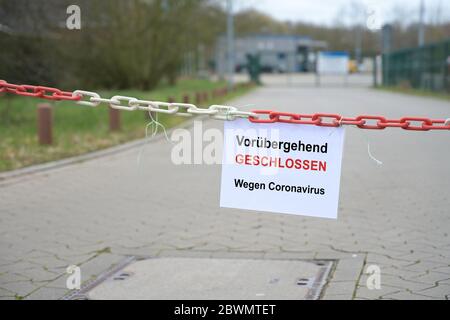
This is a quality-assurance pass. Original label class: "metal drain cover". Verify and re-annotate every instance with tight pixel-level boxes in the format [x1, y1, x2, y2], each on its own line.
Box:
[83, 257, 332, 300]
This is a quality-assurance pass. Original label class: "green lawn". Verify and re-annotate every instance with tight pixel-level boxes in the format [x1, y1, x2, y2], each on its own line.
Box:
[0, 79, 254, 172]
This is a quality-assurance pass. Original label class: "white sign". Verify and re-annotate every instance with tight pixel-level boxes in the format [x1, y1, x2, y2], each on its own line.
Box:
[317, 51, 349, 75]
[220, 119, 345, 219]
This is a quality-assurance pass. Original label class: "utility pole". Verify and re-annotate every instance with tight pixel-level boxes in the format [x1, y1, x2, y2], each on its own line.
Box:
[381, 24, 393, 86]
[418, 0, 425, 46]
[355, 26, 362, 64]
[226, 0, 234, 90]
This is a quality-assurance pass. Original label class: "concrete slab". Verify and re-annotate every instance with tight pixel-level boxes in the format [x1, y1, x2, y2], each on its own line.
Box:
[86, 257, 333, 300]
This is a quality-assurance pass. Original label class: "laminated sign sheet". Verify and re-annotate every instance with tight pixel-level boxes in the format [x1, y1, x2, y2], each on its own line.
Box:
[220, 119, 345, 219]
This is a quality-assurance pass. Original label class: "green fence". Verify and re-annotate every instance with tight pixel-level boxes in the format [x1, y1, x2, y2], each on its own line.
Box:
[382, 39, 450, 92]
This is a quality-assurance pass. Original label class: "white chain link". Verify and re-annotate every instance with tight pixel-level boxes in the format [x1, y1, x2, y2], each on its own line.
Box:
[73, 90, 258, 120]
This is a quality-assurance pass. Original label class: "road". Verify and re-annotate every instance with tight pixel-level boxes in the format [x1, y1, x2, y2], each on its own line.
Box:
[1, 75, 449, 299]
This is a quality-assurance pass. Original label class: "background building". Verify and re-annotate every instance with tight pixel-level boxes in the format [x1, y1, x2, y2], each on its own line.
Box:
[216, 34, 327, 76]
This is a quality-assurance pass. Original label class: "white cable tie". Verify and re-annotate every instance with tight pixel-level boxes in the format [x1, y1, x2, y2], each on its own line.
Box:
[328, 116, 343, 137]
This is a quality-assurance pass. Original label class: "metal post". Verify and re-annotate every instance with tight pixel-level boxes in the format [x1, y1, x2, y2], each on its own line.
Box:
[315, 51, 320, 87]
[381, 24, 393, 86]
[226, 0, 234, 91]
[373, 56, 378, 87]
[37, 103, 52, 145]
[109, 107, 120, 131]
[418, 0, 425, 47]
[445, 43, 450, 93]
[195, 92, 202, 105]
[355, 26, 362, 65]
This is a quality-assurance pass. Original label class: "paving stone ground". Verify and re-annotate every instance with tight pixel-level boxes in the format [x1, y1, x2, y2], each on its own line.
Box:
[1, 75, 449, 300]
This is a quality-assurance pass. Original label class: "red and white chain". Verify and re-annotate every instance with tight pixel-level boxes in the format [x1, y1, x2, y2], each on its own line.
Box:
[1, 80, 449, 131]
[0, 80, 255, 121]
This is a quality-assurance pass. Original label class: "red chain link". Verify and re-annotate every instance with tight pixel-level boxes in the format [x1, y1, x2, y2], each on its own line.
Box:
[1, 80, 449, 131]
[0, 80, 81, 101]
[249, 111, 450, 131]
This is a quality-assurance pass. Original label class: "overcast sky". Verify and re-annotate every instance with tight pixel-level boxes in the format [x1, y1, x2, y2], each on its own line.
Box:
[233, 0, 450, 26]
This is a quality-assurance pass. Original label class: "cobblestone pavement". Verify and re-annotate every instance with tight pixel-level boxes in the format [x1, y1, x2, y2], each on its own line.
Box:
[1, 79, 449, 300]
